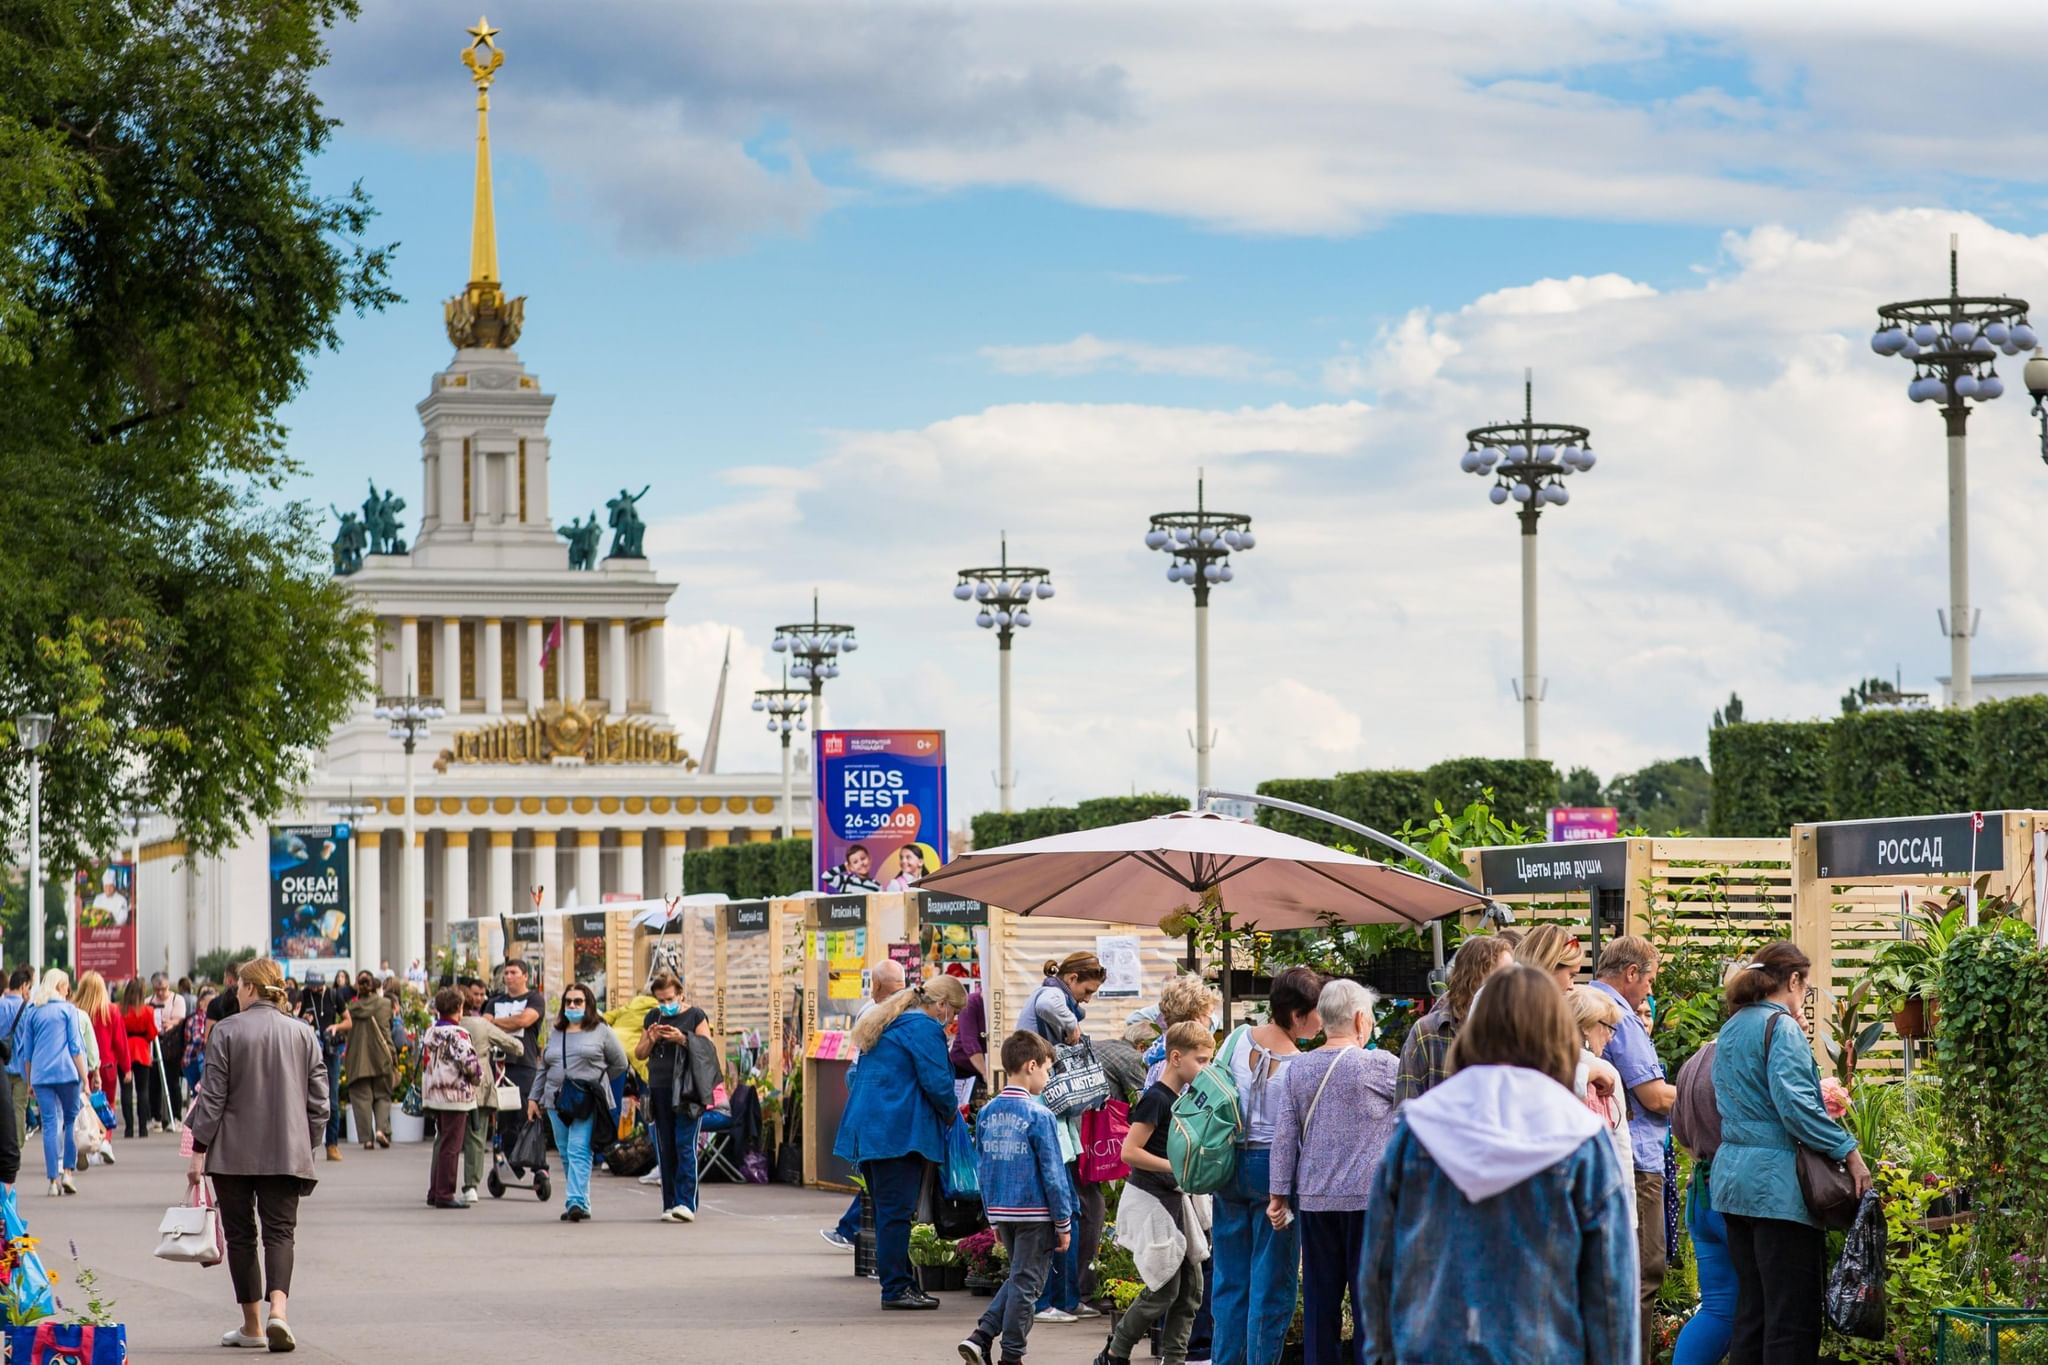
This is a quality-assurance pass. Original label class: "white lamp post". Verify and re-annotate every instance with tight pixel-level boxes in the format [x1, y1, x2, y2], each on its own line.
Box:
[16, 713, 53, 972]
[752, 671, 810, 839]
[373, 684, 442, 976]
[1144, 476, 1253, 793]
[954, 535, 1054, 812]
[772, 592, 857, 734]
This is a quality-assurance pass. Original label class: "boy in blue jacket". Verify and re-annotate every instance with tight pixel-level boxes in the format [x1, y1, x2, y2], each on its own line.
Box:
[961, 1031, 1074, 1365]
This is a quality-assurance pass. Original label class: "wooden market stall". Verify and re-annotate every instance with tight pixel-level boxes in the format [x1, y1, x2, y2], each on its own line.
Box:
[799, 892, 916, 1189]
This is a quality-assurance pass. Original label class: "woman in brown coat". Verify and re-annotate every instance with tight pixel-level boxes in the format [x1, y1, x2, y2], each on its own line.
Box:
[332, 969, 396, 1148]
[185, 958, 329, 1353]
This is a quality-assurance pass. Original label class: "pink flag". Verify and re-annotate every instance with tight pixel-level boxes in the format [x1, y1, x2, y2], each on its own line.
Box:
[540, 618, 563, 669]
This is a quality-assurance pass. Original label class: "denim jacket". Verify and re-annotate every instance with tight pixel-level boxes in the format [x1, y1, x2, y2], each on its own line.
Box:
[1709, 1002, 1855, 1228]
[974, 1087, 1075, 1230]
[833, 1011, 957, 1165]
[1361, 1120, 1638, 1364]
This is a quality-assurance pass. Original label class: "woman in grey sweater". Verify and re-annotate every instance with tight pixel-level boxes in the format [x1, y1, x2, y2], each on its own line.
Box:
[1267, 978, 1400, 1365]
[524, 982, 627, 1222]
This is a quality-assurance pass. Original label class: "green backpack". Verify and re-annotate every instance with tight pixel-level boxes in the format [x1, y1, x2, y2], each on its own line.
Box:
[1166, 1025, 1250, 1194]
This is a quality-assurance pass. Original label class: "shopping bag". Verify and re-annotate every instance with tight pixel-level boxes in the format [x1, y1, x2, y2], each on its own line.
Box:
[89, 1092, 116, 1131]
[4, 1321, 128, 1364]
[507, 1111, 550, 1172]
[1040, 1039, 1112, 1117]
[72, 1102, 107, 1160]
[941, 1116, 980, 1200]
[1078, 1098, 1131, 1183]
[1824, 1190, 1887, 1340]
[155, 1182, 224, 1266]
[1, 1184, 29, 1240]
[6, 1246, 57, 1323]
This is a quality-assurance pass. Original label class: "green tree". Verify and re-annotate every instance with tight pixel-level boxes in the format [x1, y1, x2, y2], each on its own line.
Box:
[1841, 677, 1908, 715]
[1559, 765, 1605, 808]
[1607, 756, 1712, 834]
[0, 1, 392, 865]
[1711, 692, 1745, 730]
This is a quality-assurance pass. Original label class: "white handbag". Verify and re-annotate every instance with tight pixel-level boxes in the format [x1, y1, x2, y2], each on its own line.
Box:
[491, 1062, 523, 1113]
[155, 1185, 224, 1266]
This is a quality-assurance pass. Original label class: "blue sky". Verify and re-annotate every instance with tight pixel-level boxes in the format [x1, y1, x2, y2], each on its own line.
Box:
[283, 3, 2048, 812]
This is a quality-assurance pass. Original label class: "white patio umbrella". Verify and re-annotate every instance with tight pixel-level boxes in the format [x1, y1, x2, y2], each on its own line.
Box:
[916, 809, 1486, 1021]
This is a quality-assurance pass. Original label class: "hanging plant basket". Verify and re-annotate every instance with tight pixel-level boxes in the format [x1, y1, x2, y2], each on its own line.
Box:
[1892, 994, 1938, 1040]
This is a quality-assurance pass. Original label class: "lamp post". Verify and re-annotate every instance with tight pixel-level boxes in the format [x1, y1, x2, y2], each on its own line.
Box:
[954, 535, 1054, 813]
[328, 793, 374, 973]
[1870, 236, 2032, 710]
[1144, 475, 1254, 793]
[751, 670, 810, 839]
[772, 592, 857, 733]
[2023, 349, 2048, 465]
[1459, 370, 1598, 760]
[118, 802, 151, 973]
[373, 684, 442, 977]
[16, 713, 52, 972]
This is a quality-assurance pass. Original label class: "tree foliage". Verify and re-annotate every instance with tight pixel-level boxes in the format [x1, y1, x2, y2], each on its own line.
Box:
[1970, 694, 2048, 810]
[0, 1, 392, 863]
[1824, 708, 1972, 820]
[970, 793, 1185, 851]
[1559, 766, 1604, 808]
[1607, 756, 1711, 835]
[1707, 720, 1831, 836]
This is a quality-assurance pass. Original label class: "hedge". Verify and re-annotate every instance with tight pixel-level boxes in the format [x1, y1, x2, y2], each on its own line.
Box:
[1251, 778, 1339, 843]
[1708, 720, 1830, 836]
[1972, 695, 2048, 810]
[1257, 760, 1554, 847]
[1419, 758, 1557, 831]
[971, 792, 1186, 852]
[683, 837, 814, 900]
[1825, 708, 1973, 820]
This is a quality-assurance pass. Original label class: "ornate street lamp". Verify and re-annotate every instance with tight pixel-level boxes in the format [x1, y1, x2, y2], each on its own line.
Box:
[15, 713, 52, 971]
[1144, 475, 1254, 792]
[2023, 349, 2048, 466]
[772, 592, 857, 732]
[1870, 236, 2032, 709]
[373, 684, 443, 975]
[751, 669, 810, 840]
[1458, 369, 1599, 760]
[953, 534, 1054, 813]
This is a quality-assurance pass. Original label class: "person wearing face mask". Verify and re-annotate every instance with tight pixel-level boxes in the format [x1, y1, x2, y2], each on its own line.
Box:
[526, 983, 627, 1222]
[633, 972, 713, 1223]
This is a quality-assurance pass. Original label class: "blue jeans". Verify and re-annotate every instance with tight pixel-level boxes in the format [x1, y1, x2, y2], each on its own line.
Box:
[980, 1222, 1056, 1360]
[862, 1154, 927, 1304]
[649, 1093, 701, 1213]
[546, 1109, 594, 1212]
[322, 1042, 344, 1146]
[33, 1082, 81, 1181]
[1211, 1147, 1300, 1365]
[1674, 1183, 1737, 1365]
[1035, 1163, 1082, 1311]
[834, 1195, 862, 1242]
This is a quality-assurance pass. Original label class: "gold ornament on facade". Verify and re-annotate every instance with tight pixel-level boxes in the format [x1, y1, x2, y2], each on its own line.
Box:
[433, 699, 700, 772]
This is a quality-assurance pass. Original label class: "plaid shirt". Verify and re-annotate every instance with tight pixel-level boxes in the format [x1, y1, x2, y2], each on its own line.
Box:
[1395, 1004, 1456, 1104]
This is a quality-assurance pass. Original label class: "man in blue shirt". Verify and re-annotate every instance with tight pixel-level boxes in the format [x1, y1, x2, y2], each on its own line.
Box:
[0, 969, 34, 1152]
[1591, 935, 1675, 1365]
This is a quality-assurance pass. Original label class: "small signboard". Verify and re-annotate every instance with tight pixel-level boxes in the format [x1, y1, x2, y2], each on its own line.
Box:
[1477, 840, 1630, 895]
[1548, 807, 1620, 842]
[1814, 813, 2004, 880]
[724, 899, 770, 934]
[808, 895, 868, 929]
[918, 895, 988, 926]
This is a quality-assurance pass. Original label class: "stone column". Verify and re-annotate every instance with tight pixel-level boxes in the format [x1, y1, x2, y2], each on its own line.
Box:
[644, 619, 667, 716]
[524, 619, 543, 711]
[364, 620, 384, 698]
[400, 617, 420, 691]
[662, 830, 687, 897]
[444, 830, 471, 923]
[567, 619, 587, 702]
[488, 831, 513, 921]
[576, 830, 601, 907]
[608, 619, 628, 713]
[616, 830, 644, 898]
[482, 619, 503, 715]
[357, 831, 382, 973]
[441, 618, 462, 706]
[530, 830, 556, 909]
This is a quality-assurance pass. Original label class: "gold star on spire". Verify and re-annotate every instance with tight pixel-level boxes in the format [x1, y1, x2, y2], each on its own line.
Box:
[462, 14, 504, 94]
[445, 16, 523, 348]
[467, 15, 499, 45]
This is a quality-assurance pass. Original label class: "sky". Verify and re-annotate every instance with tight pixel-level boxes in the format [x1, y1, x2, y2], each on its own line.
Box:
[284, 1, 2048, 816]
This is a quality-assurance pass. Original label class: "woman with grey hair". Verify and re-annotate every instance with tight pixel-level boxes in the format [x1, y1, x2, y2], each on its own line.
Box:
[1266, 978, 1399, 1365]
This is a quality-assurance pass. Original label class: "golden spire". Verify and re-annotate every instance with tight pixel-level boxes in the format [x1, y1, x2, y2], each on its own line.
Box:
[444, 15, 525, 349]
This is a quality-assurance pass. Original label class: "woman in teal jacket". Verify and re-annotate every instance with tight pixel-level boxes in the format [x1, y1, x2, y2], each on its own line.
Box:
[833, 975, 966, 1311]
[1710, 941, 1869, 1364]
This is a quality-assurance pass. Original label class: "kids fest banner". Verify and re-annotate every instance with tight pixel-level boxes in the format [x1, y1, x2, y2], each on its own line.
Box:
[814, 730, 949, 894]
[74, 861, 137, 981]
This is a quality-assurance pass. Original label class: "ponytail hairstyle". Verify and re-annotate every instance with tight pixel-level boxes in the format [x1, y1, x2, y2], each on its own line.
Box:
[1724, 940, 1810, 1011]
[1044, 952, 1107, 985]
[851, 973, 967, 1053]
[238, 958, 289, 1007]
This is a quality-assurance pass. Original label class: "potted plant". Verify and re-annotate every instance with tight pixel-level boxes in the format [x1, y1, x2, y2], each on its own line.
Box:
[957, 1228, 1008, 1295]
[1866, 904, 1968, 1040]
[910, 1223, 965, 1292]
[1104, 1279, 1143, 1335]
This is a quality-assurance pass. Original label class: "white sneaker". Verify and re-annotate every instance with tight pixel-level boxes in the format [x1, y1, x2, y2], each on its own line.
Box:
[462, 1186, 478, 1205]
[1074, 1303, 1102, 1319]
[98, 1148, 116, 1166]
[220, 1328, 266, 1349]
[1034, 1308, 1078, 1324]
[46, 1180, 61, 1198]
[668, 1205, 696, 1223]
[59, 1172, 77, 1195]
[637, 1169, 662, 1186]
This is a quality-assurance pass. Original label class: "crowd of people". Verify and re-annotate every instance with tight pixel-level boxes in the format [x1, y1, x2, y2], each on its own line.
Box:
[828, 932, 1870, 1365]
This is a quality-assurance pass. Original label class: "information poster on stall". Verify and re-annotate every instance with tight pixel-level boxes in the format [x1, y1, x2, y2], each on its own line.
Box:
[268, 824, 352, 965]
[74, 860, 137, 981]
[1094, 934, 1143, 999]
[814, 729, 948, 894]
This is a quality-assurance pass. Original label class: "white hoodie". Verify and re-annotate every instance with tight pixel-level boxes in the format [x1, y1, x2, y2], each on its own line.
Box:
[1401, 1064, 1603, 1203]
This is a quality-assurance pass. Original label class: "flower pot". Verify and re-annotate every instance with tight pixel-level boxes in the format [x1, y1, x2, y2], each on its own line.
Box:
[944, 1262, 968, 1291]
[965, 1273, 1000, 1297]
[1892, 995, 1938, 1040]
[854, 1191, 877, 1280]
[389, 1110, 427, 1144]
[775, 1142, 804, 1186]
[1221, 969, 1273, 999]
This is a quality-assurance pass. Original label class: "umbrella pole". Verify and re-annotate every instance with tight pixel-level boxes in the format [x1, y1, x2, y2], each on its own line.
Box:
[1431, 918, 1445, 973]
[1219, 908, 1234, 1031]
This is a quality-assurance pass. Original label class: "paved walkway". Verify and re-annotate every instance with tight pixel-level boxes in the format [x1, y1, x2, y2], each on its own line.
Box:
[18, 1128, 1045, 1360]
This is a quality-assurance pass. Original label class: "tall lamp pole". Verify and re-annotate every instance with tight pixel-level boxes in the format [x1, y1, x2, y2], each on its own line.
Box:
[373, 683, 442, 976]
[1144, 475, 1254, 793]
[751, 670, 810, 839]
[953, 535, 1054, 813]
[1872, 237, 2033, 709]
[1460, 370, 1599, 759]
[16, 713, 53, 972]
[772, 592, 857, 732]
[328, 793, 374, 972]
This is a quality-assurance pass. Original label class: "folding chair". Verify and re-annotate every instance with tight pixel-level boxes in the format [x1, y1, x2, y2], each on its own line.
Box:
[697, 1117, 745, 1183]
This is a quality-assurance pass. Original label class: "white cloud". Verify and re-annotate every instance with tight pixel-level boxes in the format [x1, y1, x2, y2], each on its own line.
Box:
[638, 208, 2048, 812]
[980, 333, 1293, 382]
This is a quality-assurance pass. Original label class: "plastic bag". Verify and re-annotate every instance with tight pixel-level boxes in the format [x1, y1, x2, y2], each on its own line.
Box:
[0, 1185, 27, 1240]
[507, 1112, 550, 1173]
[1825, 1190, 1887, 1340]
[6, 1247, 56, 1323]
[941, 1116, 980, 1200]
[73, 1102, 106, 1160]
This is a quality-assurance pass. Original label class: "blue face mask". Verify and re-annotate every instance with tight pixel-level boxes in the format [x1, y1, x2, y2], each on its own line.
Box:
[564, 1008, 586, 1024]
[658, 1001, 682, 1016]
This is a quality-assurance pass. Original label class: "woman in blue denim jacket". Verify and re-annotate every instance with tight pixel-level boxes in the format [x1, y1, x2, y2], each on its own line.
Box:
[1361, 965, 1637, 1364]
[833, 975, 966, 1310]
[1710, 942, 1869, 1364]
